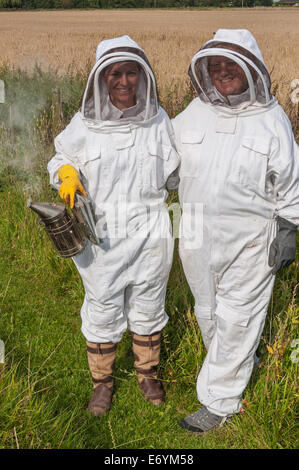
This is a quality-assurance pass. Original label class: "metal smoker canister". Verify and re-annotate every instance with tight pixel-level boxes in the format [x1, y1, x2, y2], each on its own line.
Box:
[28, 201, 87, 258]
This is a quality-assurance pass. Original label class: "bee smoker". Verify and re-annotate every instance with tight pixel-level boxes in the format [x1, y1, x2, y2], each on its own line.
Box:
[28, 201, 87, 258]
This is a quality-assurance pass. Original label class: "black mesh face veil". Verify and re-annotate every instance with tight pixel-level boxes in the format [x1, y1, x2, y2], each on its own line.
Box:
[80, 47, 159, 122]
[188, 41, 271, 109]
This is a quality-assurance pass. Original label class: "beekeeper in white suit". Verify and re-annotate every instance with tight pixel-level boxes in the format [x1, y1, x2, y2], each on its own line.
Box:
[172, 29, 298, 432]
[47, 36, 179, 416]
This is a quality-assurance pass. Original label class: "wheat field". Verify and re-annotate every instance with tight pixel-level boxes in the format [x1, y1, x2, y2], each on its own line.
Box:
[0, 8, 298, 105]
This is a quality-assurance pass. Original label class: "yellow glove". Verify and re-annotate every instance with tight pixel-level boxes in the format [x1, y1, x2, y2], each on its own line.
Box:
[58, 164, 87, 209]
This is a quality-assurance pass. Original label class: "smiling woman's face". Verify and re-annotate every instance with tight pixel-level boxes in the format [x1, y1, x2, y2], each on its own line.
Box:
[103, 61, 140, 110]
[208, 56, 248, 97]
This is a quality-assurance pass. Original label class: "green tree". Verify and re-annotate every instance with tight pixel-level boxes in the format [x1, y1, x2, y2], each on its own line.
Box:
[255, 0, 273, 5]
[35, 0, 53, 8]
[0, 0, 23, 7]
[20, 0, 37, 8]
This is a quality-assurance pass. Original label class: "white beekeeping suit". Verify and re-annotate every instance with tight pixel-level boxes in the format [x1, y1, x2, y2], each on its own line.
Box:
[172, 29, 298, 430]
[47, 36, 179, 416]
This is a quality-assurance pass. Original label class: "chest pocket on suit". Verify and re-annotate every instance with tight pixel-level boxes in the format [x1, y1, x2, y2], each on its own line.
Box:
[82, 138, 115, 192]
[232, 136, 270, 192]
[81, 138, 105, 190]
[144, 141, 171, 191]
[83, 133, 134, 189]
[179, 130, 205, 178]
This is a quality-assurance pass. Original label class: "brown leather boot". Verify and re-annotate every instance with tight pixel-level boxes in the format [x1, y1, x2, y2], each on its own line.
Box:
[132, 332, 165, 406]
[86, 341, 117, 417]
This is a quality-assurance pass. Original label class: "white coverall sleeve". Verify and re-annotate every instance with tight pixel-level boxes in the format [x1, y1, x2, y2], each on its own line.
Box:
[47, 152, 78, 190]
[157, 109, 180, 191]
[47, 113, 86, 190]
[167, 115, 184, 191]
[272, 110, 299, 226]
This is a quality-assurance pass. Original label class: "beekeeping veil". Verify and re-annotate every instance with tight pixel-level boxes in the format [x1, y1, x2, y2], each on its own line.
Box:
[189, 29, 272, 110]
[81, 35, 159, 123]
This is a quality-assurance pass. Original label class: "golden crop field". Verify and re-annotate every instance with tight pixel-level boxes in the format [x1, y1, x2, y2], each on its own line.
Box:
[0, 8, 298, 107]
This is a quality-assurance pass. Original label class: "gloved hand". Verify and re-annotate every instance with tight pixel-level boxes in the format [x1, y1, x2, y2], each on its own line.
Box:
[268, 216, 297, 275]
[58, 164, 87, 209]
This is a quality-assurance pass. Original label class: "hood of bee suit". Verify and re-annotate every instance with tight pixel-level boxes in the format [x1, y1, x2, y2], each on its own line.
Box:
[80, 35, 159, 128]
[188, 29, 275, 114]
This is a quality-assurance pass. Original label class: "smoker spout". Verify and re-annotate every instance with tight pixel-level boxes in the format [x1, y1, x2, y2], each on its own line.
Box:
[28, 201, 66, 221]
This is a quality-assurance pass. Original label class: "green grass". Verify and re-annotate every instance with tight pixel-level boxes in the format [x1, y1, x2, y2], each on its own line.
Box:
[0, 66, 298, 449]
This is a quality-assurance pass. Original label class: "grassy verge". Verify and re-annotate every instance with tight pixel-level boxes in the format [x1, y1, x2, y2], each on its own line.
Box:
[0, 66, 298, 449]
